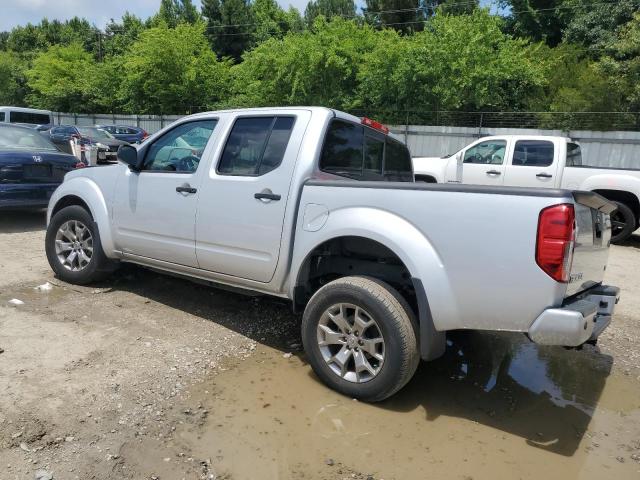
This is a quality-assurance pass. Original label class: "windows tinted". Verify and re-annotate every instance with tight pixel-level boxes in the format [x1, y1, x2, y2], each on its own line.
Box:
[567, 142, 582, 166]
[464, 140, 506, 165]
[363, 135, 384, 180]
[513, 140, 554, 167]
[320, 120, 413, 182]
[217, 116, 295, 176]
[143, 119, 217, 173]
[9, 111, 51, 125]
[319, 121, 364, 179]
[384, 140, 413, 181]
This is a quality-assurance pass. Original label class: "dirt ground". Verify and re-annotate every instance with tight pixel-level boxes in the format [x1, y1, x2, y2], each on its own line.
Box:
[0, 210, 639, 480]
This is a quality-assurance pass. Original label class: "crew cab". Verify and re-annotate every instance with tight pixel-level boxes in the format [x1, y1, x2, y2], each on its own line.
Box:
[45, 108, 620, 401]
[413, 135, 640, 243]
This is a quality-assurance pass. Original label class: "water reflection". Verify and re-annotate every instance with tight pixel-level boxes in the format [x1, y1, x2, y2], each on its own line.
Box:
[385, 331, 613, 456]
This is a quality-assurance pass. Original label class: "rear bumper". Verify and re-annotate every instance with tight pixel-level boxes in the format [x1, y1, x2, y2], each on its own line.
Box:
[528, 285, 620, 346]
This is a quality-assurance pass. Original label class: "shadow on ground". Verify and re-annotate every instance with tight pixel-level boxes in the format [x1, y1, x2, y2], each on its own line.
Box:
[0, 209, 46, 234]
[95, 266, 611, 458]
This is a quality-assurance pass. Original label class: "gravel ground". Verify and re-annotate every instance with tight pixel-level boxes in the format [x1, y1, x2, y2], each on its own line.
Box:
[0, 210, 638, 480]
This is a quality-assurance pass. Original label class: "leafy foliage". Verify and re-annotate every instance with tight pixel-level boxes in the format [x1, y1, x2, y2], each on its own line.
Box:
[0, 0, 636, 119]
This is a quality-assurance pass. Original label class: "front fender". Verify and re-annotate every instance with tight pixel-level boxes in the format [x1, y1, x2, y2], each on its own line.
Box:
[289, 206, 459, 333]
[47, 177, 116, 258]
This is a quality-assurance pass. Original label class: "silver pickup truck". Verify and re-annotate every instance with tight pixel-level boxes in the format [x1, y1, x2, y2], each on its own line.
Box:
[45, 107, 620, 401]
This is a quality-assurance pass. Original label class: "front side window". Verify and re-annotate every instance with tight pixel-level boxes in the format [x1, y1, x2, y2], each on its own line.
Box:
[0, 112, 5, 122]
[567, 142, 582, 167]
[217, 116, 295, 176]
[513, 140, 555, 167]
[320, 119, 413, 182]
[464, 140, 506, 165]
[143, 119, 217, 173]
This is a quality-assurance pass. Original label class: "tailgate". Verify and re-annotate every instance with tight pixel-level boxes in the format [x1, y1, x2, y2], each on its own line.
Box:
[566, 191, 617, 297]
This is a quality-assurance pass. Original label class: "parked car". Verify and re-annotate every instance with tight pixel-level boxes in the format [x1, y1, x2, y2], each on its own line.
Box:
[0, 106, 53, 128]
[95, 125, 148, 144]
[412, 135, 640, 243]
[47, 125, 128, 163]
[45, 107, 619, 401]
[0, 123, 84, 209]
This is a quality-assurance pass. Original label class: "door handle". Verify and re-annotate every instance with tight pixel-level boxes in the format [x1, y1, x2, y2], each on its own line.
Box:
[536, 173, 553, 178]
[486, 170, 502, 176]
[176, 184, 197, 194]
[254, 192, 281, 201]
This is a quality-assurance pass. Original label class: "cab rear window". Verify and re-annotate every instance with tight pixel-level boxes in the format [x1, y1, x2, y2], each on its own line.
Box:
[320, 119, 413, 182]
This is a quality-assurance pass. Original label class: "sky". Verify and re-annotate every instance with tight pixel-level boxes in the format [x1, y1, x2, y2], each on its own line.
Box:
[1, 0, 498, 32]
[0, 0, 311, 31]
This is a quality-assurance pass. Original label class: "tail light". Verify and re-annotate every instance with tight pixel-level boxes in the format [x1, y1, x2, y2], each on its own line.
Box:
[74, 161, 86, 169]
[142, 130, 149, 139]
[536, 204, 575, 283]
[361, 117, 389, 134]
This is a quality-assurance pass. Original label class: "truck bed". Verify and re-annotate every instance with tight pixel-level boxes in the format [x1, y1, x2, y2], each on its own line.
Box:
[293, 180, 613, 335]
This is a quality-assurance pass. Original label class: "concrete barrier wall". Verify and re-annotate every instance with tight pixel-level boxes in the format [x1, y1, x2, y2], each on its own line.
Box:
[53, 112, 640, 170]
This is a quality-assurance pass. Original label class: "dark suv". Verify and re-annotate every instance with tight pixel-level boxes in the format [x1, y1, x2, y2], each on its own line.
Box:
[95, 125, 148, 144]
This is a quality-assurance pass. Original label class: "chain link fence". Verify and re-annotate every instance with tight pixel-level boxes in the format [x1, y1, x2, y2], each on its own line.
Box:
[349, 110, 640, 132]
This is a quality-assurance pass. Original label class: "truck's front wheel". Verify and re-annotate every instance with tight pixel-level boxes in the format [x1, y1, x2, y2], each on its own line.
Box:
[45, 205, 116, 285]
[301, 276, 419, 402]
[610, 201, 636, 244]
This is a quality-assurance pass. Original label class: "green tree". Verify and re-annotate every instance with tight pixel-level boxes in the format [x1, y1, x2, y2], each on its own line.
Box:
[231, 17, 384, 109]
[118, 23, 231, 113]
[252, 0, 302, 43]
[598, 13, 640, 111]
[304, 0, 357, 27]
[357, 8, 549, 115]
[103, 12, 146, 57]
[202, 0, 255, 60]
[0, 51, 28, 105]
[562, 0, 638, 54]
[498, 0, 569, 47]
[26, 42, 95, 111]
[534, 44, 623, 113]
[152, 0, 202, 28]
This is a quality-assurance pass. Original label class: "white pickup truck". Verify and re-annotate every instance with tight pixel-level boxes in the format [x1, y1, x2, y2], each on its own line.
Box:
[45, 108, 619, 401]
[413, 135, 640, 243]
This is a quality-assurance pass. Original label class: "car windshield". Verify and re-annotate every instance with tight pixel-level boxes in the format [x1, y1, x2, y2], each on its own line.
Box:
[0, 125, 58, 151]
[78, 127, 114, 140]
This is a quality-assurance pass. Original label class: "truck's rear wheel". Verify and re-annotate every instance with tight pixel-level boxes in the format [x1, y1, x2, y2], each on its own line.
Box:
[610, 201, 636, 244]
[301, 276, 419, 402]
[45, 205, 116, 285]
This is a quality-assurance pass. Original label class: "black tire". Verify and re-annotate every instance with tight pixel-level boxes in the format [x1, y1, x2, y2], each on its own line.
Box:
[45, 205, 116, 285]
[610, 201, 636, 244]
[301, 276, 419, 402]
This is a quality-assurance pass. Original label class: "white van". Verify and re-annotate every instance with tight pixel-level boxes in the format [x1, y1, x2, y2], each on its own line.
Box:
[0, 107, 53, 127]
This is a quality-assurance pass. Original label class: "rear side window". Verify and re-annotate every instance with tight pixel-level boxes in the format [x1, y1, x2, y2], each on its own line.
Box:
[0, 112, 5, 121]
[319, 121, 364, 179]
[384, 140, 413, 181]
[320, 119, 413, 182]
[567, 142, 582, 166]
[9, 111, 51, 125]
[513, 140, 555, 167]
[217, 116, 295, 176]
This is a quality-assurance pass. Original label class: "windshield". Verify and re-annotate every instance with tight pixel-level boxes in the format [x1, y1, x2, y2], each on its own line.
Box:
[0, 125, 58, 151]
[77, 127, 114, 140]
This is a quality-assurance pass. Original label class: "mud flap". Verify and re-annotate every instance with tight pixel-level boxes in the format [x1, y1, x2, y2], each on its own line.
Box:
[412, 278, 446, 361]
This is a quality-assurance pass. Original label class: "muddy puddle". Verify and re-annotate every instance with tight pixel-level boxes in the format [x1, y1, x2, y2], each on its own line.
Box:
[179, 332, 640, 480]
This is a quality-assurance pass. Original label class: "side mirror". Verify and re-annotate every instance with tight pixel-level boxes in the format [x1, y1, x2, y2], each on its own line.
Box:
[117, 144, 141, 171]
